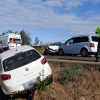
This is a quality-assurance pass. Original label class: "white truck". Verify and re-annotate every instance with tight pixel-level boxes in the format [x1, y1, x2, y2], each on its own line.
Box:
[0, 33, 22, 52]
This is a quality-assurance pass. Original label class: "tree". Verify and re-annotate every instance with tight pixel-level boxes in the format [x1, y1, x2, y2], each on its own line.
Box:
[33, 37, 39, 46]
[40, 41, 42, 46]
[20, 30, 32, 45]
[2, 30, 13, 35]
[1, 30, 18, 35]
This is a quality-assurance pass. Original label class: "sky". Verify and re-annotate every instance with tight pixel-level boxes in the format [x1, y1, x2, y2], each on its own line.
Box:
[0, 0, 100, 45]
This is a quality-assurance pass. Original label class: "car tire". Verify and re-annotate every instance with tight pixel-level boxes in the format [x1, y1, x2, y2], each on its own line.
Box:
[81, 49, 88, 57]
[0, 87, 10, 100]
[59, 49, 64, 56]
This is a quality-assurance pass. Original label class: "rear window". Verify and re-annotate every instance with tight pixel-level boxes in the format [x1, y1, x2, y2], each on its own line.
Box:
[91, 36, 98, 42]
[3, 49, 41, 71]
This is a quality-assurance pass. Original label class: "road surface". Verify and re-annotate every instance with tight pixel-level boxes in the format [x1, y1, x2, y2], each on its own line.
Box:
[45, 55, 97, 62]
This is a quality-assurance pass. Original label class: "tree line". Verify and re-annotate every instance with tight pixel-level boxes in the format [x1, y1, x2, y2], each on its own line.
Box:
[1, 30, 42, 46]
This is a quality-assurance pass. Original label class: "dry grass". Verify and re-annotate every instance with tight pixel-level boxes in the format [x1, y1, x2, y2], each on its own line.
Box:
[34, 65, 100, 100]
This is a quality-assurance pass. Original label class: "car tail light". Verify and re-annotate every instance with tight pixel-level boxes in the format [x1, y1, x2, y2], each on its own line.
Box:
[0, 74, 11, 80]
[90, 43, 94, 47]
[41, 57, 47, 65]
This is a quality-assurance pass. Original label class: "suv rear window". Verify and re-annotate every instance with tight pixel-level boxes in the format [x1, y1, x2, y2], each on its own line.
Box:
[3, 49, 41, 71]
[91, 36, 98, 42]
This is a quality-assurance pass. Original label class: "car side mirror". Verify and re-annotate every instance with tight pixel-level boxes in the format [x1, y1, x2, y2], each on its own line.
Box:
[66, 43, 69, 46]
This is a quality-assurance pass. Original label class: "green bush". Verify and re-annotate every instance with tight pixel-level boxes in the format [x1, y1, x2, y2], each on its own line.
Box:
[35, 77, 50, 95]
[35, 47, 45, 55]
[59, 65, 82, 83]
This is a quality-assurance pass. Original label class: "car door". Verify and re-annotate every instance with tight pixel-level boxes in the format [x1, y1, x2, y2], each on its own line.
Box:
[64, 38, 74, 54]
[72, 37, 81, 54]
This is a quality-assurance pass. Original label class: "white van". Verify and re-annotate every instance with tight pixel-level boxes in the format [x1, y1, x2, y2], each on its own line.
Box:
[0, 33, 22, 52]
[58, 35, 98, 57]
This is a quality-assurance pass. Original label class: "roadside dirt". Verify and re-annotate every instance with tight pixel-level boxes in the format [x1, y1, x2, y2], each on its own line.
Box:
[33, 65, 100, 100]
[1, 64, 100, 100]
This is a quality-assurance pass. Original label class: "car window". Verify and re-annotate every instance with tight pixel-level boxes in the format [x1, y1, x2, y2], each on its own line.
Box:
[3, 49, 41, 72]
[49, 43, 62, 46]
[25, 50, 41, 63]
[9, 38, 21, 44]
[67, 38, 74, 44]
[15, 39, 21, 44]
[91, 36, 98, 42]
[83, 36, 88, 42]
[74, 37, 81, 43]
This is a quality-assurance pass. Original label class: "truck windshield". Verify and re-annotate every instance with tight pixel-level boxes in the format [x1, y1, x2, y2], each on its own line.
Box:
[3, 49, 41, 71]
[9, 38, 21, 44]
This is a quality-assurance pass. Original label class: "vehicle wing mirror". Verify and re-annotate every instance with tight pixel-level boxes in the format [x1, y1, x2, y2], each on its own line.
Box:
[66, 43, 69, 46]
[63, 42, 69, 45]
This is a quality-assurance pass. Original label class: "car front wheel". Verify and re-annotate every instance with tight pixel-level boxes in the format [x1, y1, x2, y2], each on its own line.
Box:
[59, 49, 64, 56]
[81, 49, 88, 57]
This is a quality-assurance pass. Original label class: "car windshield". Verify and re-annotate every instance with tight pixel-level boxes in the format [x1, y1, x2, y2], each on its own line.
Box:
[9, 38, 21, 44]
[91, 36, 98, 42]
[49, 42, 62, 46]
[3, 49, 41, 72]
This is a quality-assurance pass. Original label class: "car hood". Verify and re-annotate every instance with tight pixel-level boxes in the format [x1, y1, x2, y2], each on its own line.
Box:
[48, 46, 59, 50]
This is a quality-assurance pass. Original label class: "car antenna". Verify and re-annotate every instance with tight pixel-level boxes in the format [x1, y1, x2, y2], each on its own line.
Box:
[16, 43, 17, 51]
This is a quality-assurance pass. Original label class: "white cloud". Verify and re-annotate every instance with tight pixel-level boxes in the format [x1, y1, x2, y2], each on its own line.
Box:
[0, 0, 99, 40]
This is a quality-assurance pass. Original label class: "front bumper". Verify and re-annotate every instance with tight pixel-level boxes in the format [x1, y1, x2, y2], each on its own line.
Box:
[45, 48, 58, 54]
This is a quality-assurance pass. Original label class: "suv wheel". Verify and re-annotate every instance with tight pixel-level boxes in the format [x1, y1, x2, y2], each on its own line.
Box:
[81, 49, 88, 57]
[59, 49, 64, 56]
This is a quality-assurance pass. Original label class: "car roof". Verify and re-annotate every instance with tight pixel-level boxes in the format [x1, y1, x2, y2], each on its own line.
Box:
[49, 42, 63, 45]
[72, 34, 97, 38]
[0, 45, 35, 60]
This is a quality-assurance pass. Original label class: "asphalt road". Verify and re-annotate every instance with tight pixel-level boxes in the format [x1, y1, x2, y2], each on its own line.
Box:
[45, 55, 97, 63]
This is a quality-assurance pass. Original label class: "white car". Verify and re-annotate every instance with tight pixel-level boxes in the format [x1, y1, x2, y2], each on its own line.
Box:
[58, 35, 98, 57]
[44, 42, 63, 55]
[0, 45, 52, 96]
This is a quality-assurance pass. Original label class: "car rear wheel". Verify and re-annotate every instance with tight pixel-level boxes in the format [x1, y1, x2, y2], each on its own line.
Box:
[59, 49, 64, 56]
[0, 87, 10, 100]
[81, 49, 88, 57]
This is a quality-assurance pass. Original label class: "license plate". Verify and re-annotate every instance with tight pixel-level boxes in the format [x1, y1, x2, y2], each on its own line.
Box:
[23, 79, 37, 89]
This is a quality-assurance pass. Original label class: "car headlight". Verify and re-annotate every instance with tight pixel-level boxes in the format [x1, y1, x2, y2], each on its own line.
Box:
[55, 49, 58, 51]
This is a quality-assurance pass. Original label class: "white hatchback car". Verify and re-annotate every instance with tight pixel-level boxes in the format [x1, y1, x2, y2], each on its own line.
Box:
[58, 35, 98, 57]
[0, 45, 52, 95]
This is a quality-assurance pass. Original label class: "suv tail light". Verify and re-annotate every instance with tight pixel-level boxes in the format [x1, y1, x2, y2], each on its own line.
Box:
[90, 43, 94, 47]
[1, 74, 11, 80]
[41, 57, 47, 65]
